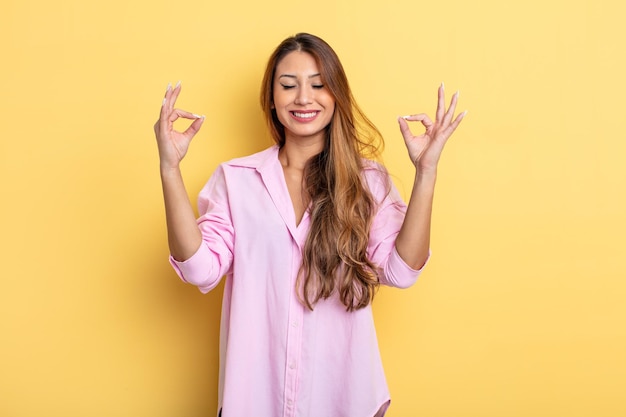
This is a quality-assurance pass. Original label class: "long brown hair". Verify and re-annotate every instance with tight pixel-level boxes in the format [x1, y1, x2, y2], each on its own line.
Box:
[260, 33, 386, 311]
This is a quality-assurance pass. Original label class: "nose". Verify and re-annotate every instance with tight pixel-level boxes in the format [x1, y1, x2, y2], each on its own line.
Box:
[294, 86, 313, 105]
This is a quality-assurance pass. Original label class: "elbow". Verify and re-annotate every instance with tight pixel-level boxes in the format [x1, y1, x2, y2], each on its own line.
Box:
[378, 247, 429, 288]
[382, 270, 419, 289]
[169, 245, 230, 292]
[180, 269, 222, 291]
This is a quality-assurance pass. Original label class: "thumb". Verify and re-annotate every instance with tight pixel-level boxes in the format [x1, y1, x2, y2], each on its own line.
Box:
[397, 116, 413, 141]
[182, 115, 206, 139]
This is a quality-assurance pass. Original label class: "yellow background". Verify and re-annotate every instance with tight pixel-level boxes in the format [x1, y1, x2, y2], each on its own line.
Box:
[1, 0, 625, 416]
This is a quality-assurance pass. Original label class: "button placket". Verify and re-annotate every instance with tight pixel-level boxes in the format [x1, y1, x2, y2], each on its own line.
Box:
[283, 241, 304, 417]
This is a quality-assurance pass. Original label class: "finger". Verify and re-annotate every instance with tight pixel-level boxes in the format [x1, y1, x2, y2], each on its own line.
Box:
[158, 83, 173, 130]
[168, 108, 203, 124]
[182, 115, 206, 139]
[442, 91, 459, 126]
[435, 83, 445, 123]
[402, 113, 434, 129]
[159, 82, 171, 115]
[397, 116, 414, 141]
[398, 114, 432, 144]
[443, 110, 467, 137]
[452, 110, 467, 128]
[168, 81, 182, 113]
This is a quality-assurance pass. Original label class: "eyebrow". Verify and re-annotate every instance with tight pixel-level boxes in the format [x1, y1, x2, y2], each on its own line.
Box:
[278, 73, 322, 80]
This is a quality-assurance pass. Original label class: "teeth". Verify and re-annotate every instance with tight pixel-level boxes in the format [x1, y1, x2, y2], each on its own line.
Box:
[293, 112, 317, 119]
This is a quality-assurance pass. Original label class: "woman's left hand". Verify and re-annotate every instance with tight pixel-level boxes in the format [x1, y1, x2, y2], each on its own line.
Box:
[398, 83, 466, 174]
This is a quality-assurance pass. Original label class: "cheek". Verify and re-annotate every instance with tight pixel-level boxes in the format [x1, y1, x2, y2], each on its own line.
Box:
[324, 94, 336, 112]
[326, 101, 336, 120]
[273, 108, 290, 127]
[272, 86, 290, 106]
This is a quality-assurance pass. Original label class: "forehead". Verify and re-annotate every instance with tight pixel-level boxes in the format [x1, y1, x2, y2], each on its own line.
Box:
[275, 51, 320, 76]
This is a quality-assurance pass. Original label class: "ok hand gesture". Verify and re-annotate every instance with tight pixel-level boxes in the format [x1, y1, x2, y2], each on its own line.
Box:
[398, 83, 466, 174]
[154, 82, 205, 170]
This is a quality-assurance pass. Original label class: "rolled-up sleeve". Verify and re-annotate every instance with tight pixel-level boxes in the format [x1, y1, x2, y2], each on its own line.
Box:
[380, 245, 429, 288]
[365, 166, 429, 288]
[169, 165, 234, 293]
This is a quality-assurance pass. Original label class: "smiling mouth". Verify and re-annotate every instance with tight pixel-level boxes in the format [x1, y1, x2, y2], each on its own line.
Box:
[291, 111, 319, 119]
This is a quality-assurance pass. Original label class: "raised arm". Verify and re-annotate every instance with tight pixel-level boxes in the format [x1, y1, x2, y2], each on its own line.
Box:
[394, 83, 466, 269]
[154, 82, 205, 261]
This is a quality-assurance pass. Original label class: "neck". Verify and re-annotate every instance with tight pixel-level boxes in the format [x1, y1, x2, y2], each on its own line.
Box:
[279, 135, 325, 170]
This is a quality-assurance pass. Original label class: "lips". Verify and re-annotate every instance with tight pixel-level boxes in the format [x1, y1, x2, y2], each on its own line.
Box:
[290, 111, 319, 122]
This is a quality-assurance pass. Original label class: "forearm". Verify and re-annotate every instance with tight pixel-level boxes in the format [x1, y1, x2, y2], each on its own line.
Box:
[394, 170, 436, 270]
[160, 167, 202, 261]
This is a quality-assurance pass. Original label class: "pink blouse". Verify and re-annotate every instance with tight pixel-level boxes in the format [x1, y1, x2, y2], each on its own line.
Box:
[170, 146, 426, 417]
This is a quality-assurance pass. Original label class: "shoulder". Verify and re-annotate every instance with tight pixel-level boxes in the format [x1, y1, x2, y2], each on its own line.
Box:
[361, 158, 391, 197]
[361, 158, 407, 207]
[361, 158, 387, 176]
[222, 145, 279, 170]
[199, 145, 278, 195]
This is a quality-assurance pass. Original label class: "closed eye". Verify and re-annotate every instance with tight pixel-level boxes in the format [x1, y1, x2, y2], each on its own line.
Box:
[280, 84, 296, 90]
[312, 84, 324, 89]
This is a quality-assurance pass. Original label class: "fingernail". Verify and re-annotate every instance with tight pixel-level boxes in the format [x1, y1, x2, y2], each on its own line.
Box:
[201, 115, 206, 120]
[175, 80, 181, 88]
[456, 90, 460, 97]
[441, 82, 445, 89]
[162, 98, 167, 106]
[167, 83, 172, 91]
[402, 115, 411, 119]
[192, 113, 201, 119]
[462, 110, 468, 116]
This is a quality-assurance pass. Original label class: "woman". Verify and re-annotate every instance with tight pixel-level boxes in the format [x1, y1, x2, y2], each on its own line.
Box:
[154, 33, 465, 417]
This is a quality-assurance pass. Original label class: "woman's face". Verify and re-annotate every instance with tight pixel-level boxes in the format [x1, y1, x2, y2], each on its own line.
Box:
[272, 51, 336, 145]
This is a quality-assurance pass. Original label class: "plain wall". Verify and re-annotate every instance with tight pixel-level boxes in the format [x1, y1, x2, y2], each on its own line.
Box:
[1, 0, 625, 415]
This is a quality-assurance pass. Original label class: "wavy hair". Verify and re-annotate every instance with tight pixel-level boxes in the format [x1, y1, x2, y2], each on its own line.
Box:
[260, 33, 386, 311]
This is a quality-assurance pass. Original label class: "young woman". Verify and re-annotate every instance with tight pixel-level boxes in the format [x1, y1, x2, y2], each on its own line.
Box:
[154, 33, 465, 417]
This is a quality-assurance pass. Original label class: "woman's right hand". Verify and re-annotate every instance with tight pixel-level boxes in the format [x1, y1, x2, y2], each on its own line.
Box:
[154, 82, 205, 170]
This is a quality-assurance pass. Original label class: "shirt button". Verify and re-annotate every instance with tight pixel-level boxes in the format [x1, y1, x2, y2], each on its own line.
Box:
[289, 362, 296, 369]
[291, 321, 298, 327]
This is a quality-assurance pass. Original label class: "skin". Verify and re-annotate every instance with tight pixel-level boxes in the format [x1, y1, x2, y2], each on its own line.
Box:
[154, 82, 204, 261]
[272, 51, 336, 226]
[395, 84, 466, 269]
[154, 53, 465, 269]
